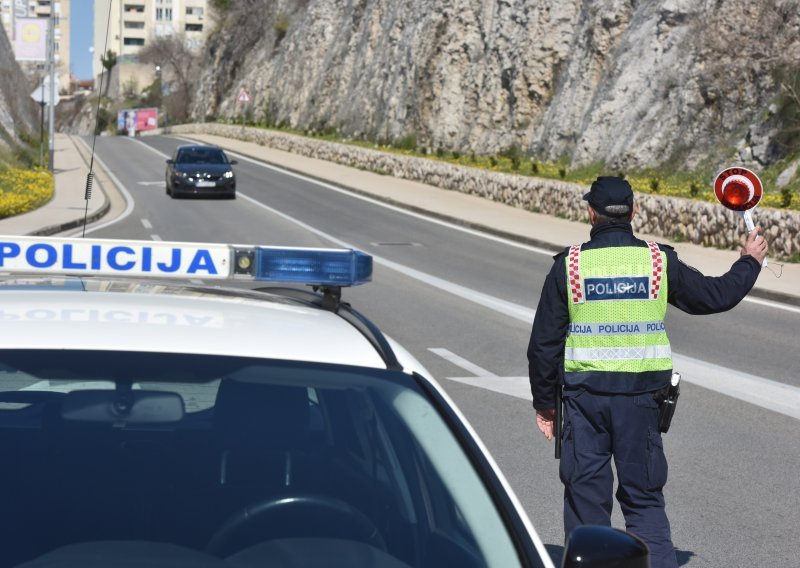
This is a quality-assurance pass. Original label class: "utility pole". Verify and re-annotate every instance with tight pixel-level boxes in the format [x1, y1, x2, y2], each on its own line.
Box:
[47, 9, 56, 172]
[39, 77, 45, 168]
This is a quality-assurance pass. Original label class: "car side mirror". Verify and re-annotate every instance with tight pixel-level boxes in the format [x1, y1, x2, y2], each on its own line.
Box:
[166, 159, 174, 165]
[562, 525, 649, 568]
[229, 159, 238, 165]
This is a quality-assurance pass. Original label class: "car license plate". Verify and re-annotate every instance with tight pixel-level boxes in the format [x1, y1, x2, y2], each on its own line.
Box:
[196, 180, 216, 188]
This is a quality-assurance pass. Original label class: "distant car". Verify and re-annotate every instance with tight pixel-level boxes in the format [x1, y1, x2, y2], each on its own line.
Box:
[165, 144, 237, 199]
[0, 235, 649, 568]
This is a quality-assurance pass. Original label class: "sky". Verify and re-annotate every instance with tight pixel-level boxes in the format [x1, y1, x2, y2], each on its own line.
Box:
[70, 0, 94, 80]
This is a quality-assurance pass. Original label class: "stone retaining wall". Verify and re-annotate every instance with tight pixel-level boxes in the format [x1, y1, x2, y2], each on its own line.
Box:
[161, 123, 800, 259]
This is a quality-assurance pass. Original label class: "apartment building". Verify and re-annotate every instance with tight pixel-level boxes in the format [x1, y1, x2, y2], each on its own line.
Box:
[1, 0, 71, 93]
[93, 0, 209, 79]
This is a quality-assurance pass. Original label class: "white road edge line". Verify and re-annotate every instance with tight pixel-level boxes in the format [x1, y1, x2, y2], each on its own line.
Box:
[171, 135, 798, 316]
[67, 137, 137, 236]
[90, 137, 800, 419]
[169, 136, 553, 256]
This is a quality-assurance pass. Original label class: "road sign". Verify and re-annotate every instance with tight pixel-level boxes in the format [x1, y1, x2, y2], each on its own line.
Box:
[30, 75, 60, 106]
[237, 88, 251, 104]
[30, 86, 60, 106]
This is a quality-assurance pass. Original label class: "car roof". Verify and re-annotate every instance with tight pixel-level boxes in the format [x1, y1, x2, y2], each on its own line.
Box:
[0, 278, 388, 367]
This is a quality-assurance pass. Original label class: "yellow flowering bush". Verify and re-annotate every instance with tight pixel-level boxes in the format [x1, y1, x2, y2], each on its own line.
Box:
[0, 167, 54, 219]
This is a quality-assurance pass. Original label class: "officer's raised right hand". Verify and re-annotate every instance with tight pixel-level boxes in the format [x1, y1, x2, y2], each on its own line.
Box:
[741, 226, 768, 264]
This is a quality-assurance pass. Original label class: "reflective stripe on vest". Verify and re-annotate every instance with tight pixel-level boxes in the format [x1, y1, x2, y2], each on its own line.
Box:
[564, 345, 672, 361]
[564, 244, 671, 377]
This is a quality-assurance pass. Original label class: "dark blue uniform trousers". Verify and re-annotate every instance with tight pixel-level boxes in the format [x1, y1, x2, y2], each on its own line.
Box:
[560, 389, 678, 568]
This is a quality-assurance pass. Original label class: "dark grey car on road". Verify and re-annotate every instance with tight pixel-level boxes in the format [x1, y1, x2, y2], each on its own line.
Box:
[166, 144, 237, 199]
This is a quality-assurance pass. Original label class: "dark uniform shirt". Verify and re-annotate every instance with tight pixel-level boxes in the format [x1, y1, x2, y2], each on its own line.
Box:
[527, 221, 762, 410]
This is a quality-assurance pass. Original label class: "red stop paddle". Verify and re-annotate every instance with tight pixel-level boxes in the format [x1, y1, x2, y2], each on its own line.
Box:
[713, 166, 767, 267]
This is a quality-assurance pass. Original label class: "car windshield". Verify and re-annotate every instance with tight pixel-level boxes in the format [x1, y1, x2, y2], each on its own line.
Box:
[0, 350, 522, 568]
[176, 148, 227, 165]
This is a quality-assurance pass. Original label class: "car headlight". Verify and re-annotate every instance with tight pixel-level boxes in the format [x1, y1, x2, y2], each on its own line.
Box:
[174, 171, 189, 178]
[223, 171, 234, 179]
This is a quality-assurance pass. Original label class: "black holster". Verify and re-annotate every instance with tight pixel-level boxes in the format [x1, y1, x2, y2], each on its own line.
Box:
[653, 372, 681, 433]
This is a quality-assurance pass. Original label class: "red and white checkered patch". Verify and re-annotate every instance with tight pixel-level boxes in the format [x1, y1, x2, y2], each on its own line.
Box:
[568, 245, 584, 304]
[647, 241, 663, 300]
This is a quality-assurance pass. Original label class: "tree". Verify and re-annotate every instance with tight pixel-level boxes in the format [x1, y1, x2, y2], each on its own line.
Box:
[137, 35, 199, 123]
[100, 49, 117, 97]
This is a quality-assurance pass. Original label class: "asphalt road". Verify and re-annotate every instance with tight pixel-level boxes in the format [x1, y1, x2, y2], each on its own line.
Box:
[77, 135, 800, 567]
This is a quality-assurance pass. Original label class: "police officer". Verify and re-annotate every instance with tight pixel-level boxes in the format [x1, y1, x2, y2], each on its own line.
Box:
[527, 176, 767, 568]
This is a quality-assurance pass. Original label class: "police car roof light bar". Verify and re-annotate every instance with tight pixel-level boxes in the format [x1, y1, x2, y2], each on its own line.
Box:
[252, 247, 372, 287]
[0, 236, 373, 287]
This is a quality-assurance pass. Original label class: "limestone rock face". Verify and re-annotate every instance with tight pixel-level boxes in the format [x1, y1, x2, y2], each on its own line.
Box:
[0, 25, 37, 152]
[195, 0, 800, 171]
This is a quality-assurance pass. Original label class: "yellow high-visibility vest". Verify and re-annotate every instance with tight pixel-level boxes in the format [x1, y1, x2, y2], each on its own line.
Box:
[564, 243, 672, 381]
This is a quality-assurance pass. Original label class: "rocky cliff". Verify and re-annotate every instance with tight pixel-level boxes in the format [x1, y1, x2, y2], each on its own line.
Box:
[0, 25, 37, 157]
[195, 0, 800, 172]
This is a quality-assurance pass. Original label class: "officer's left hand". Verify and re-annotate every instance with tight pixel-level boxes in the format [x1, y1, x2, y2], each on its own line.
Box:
[536, 408, 556, 440]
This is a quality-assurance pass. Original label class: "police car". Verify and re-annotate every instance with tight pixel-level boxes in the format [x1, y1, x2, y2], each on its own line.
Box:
[0, 236, 648, 568]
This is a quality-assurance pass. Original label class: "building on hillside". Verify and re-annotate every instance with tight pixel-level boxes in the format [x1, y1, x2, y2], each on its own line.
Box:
[1, 0, 71, 94]
[93, 0, 209, 80]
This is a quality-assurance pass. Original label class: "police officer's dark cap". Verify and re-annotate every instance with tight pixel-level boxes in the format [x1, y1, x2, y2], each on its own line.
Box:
[583, 176, 634, 217]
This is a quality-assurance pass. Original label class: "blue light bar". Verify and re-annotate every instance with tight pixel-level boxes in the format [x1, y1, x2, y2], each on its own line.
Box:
[253, 247, 372, 286]
[0, 236, 373, 287]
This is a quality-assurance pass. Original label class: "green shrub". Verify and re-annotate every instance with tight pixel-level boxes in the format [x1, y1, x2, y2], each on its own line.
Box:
[394, 133, 416, 151]
[781, 187, 794, 208]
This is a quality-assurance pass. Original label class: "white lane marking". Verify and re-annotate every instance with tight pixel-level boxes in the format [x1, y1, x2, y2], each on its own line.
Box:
[446, 375, 533, 401]
[141, 219, 153, 229]
[122, 138, 535, 322]
[236, 192, 535, 323]
[427, 349, 800, 421]
[429, 348, 497, 377]
[672, 353, 800, 420]
[172, 135, 797, 315]
[171, 136, 555, 256]
[238, 188, 799, 419]
[151, 234, 162, 241]
[743, 295, 800, 315]
[68, 137, 137, 236]
[137, 181, 163, 186]
[128, 136, 170, 158]
[237, 190, 800, 419]
[84, 137, 800, 418]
